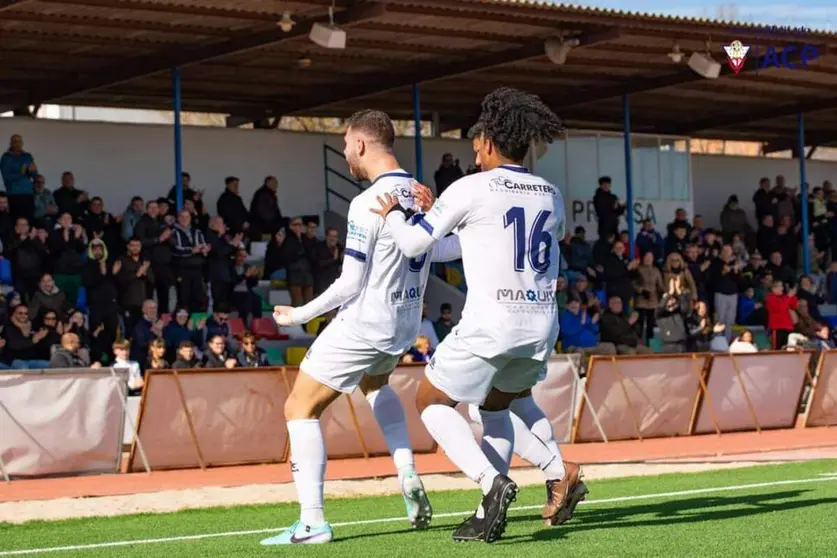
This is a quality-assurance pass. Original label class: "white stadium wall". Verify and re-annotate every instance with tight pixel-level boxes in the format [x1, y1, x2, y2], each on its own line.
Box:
[692, 154, 837, 229]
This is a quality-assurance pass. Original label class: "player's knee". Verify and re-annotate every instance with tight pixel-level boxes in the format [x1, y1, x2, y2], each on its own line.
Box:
[284, 388, 331, 421]
[481, 388, 517, 412]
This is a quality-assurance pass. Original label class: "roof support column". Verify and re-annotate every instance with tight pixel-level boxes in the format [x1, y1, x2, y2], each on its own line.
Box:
[412, 84, 424, 183]
[622, 93, 635, 257]
[798, 112, 810, 276]
[173, 67, 184, 212]
[431, 112, 441, 138]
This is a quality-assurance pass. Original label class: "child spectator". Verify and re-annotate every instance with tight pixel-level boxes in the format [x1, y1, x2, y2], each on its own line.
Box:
[729, 329, 759, 353]
[203, 334, 236, 368]
[402, 335, 434, 364]
[765, 281, 798, 349]
[737, 287, 763, 326]
[146, 338, 169, 371]
[172, 340, 201, 369]
[113, 339, 143, 396]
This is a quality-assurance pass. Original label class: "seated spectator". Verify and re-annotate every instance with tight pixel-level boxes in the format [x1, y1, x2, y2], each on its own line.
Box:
[741, 250, 766, 290]
[130, 299, 164, 364]
[163, 307, 205, 361]
[2, 304, 51, 369]
[737, 287, 764, 326]
[570, 275, 596, 308]
[599, 295, 650, 354]
[53, 171, 88, 221]
[264, 228, 289, 282]
[433, 303, 456, 343]
[731, 233, 750, 267]
[633, 250, 664, 343]
[236, 332, 270, 367]
[690, 214, 706, 243]
[0, 193, 14, 245]
[688, 301, 728, 352]
[765, 281, 798, 349]
[312, 227, 343, 296]
[418, 303, 440, 349]
[203, 334, 236, 368]
[32, 310, 62, 362]
[204, 304, 231, 347]
[29, 273, 72, 322]
[794, 299, 819, 339]
[66, 308, 92, 353]
[231, 248, 263, 324]
[635, 219, 664, 265]
[48, 332, 97, 369]
[7, 217, 48, 301]
[402, 335, 433, 364]
[113, 339, 143, 395]
[50, 213, 86, 306]
[146, 338, 169, 371]
[172, 340, 201, 369]
[797, 275, 825, 322]
[555, 276, 568, 312]
[559, 297, 614, 356]
[83, 238, 120, 363]
[656, 292, 689, 354]
[729, 329, 759, 353]
[567, 226, 595, 282]
[32, 174, 57, 229]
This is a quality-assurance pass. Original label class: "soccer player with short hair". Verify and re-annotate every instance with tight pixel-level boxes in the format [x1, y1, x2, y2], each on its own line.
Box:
[263, 109, 462, 546]
[373, 88, 585, 542]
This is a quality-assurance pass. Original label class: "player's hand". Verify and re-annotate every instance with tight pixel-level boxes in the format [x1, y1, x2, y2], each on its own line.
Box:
[273, 305, 297, 326]
[370, 193, 399, 218]
[412, 182, 435, 212]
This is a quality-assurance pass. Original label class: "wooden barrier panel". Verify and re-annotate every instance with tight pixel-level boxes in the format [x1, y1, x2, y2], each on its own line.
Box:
[694, 351, 812, 434]
[804, 350, 837, 428]
[573, 354, 709, 443]
[128, 368, 290, 472]
[532, 356, 581, 443]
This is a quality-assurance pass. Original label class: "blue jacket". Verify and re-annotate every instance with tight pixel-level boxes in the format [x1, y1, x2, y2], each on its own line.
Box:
[163, 322, 203, 352]
[636, 230, 664, 263]
[559, 309, 600, 349]
[0, 150, 35, 195]
[737, 296, 756, 324]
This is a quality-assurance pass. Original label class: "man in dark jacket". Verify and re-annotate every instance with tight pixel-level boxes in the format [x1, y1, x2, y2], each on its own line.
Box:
[172, 210, 208, 312]
[217, 176, 249, 236]
[133, 200, 174, 314]
[593, 176, 625, 240]
[130, 299, 163, 364]
[49, 212, 86, 306]
[311, 227, 343, 295]
[83, 196, 122, 260]
[52, 171, 88, 222]
[248, 175, 283, 241]
[0, 193, 17, 246]
[49, 333, 92, 368]
[82, 238, 121, 364]
[6, 217, 48, 302]
[752, 177, 773, 224]
[167, 171, 204, 215]
[115, 237, 154, 334]
[434, 153, 463, 196]
[206, 216, 240, 309]
[656, 293, 689, 353]
[599, 296, 650, 354]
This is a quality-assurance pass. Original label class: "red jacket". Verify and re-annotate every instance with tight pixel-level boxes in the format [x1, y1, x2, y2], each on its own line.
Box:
[765, 293, 798, 331]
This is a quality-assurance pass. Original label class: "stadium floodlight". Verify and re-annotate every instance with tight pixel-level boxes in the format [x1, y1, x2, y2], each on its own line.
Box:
[668, 42, 683, 64]
[309, 3, 346, 50]
[688, 52, 721, 79]
[278, 11, 295, 33]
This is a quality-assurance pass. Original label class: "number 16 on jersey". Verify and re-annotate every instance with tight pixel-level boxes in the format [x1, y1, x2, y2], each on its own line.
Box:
[503, 206, 553, 274]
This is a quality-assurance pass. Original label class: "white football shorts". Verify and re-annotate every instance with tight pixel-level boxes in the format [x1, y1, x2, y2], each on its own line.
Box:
[425, 330, 547, 406]
[299, 321, 400, 394]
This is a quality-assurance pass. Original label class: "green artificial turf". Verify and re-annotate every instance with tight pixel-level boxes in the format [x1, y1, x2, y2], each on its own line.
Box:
[2, 460, 836, 557]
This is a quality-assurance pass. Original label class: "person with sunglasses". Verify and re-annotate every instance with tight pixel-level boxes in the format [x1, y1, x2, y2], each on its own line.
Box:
[236, 332, 269, 368]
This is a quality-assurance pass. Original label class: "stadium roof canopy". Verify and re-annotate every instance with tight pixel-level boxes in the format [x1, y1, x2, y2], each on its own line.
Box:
[1, 0, 836, 150]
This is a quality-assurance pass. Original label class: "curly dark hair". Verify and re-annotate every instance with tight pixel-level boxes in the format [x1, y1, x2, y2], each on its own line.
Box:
[346, 109, 395, 149]
[471, 87, 564, 161]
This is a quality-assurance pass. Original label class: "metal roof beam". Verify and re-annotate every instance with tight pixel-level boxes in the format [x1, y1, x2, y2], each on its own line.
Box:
[0, 2, 387, 112]
[671, 95, 837, 134]
[229, 29, 622, 123]
[0, 0, 33, 11]
[762, 133, 836, 154]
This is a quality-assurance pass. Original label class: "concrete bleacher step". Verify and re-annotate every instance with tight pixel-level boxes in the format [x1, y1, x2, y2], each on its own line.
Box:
[268, 290, 292, 306]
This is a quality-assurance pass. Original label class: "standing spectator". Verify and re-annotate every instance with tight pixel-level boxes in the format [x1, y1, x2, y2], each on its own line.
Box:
[231, 248, 262, 324]
[49, 213, 86, 306]
[115, 238, 154, 334]
[753, 177, 773, 224]
[133, 200, 175, 314]
[711, 245, 741, 342]
[664, 223, 689, 257]
[766, 250, 795, 287]
[237, 332, 270, 367]
[433, 303, 456, 344]
[167, 172, 204, 215]
[797, 275, 824, 322]
[0, 134, 37, 219]
[282, 216, 315, 307]
[202, 334, 237, 368]
[765, 281, 798, 349]
[757, 214, 777, 259]
[593, 176, 625, 240]
[130, 299, 163, 364]
[635, 219, 664, 264]
[217, 176, 249, 236]
[249, 175, 284, 240]
[7, 218, 48, 301]
[82, 239, 120, 364]
[32, 174, 58, 229]
[434, 153, 464, 197]
[52, 172, 88, 221]
[690, 215, 706, 243]
[121, 196, 144, 242]
[184, 198, 210, 234]
[602, 240, 638, 312]
[633, 251, 664, 343]
[172, 210, 209, 312]
[720, 195, 752, 244]
[2, 304, 50, 369]
[206, 217, 240, 310]
[599, 295, 649, 354]
[48, 332, 95, 369]
[682, 245, 709, 303]
[29, 274, 72, 323]
[311, 227, 343, 296]
[667, 208, 692, 238]
[656, 291, 689, 354]
[83, 196, 121, 262]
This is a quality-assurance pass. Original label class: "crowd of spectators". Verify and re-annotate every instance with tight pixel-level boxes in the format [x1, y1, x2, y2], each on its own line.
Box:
[558, 175, 837, 356]
[0, 133, 345, 372]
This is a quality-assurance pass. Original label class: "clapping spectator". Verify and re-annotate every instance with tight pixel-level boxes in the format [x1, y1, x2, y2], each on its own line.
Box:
[311, 227, 343, 296]
[115, 238, 154, 333]
[602, 240, 637, 312]
[688, 301, 728, 352]
[65, 309, 91, 352]
[237, 332, 270, 367]
[217, 176, 249, 236]
[682, 245, 709, 302]
[231, 248, 262, 324]
[32, 174, 57, 229]
[633, 251, 664, 343]
[664, 223, 688, 257]
[206, 217, 240, 310]
[163, 307, 205, 361]
[593, 176, 625, 240]
[29, 273, 72, 323]
[559, 297, 613, 356]
[83, 196, 121, 260]
[656, 291, 689, 354]
[737, 286, 764, 326]
[434, 303, 456, 343]
[203, 334, 236, 368]
[729, 329, 759, 353]
[765, 280, 798, 349]
[599, 295, 650, 354]
[130, 299, 163, 364]
[0, 134, 37, 219]
[172, 210, 208, 312]
[667, 208, 692, 238]
[434, 153, 463, 197]
[134, 200, 175, 314]
[711, 245, 741, 341]
[282, 217, 315, 307]
[172, 340, 201, 369]
[82, 238, 120, 363]
[3, 304, 51, 369]
[53, 172, 88, 221]
[167, 172, 204, 215]
[32, 310, 62, 362]
[7, 218, 48, 301]
[49, 213, 86, 306]
[249, 175, 284, 241]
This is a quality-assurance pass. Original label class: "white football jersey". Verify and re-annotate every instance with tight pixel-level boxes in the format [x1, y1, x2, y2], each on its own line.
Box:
[386, 164, 564, 360]
[295, 169, 460, 355]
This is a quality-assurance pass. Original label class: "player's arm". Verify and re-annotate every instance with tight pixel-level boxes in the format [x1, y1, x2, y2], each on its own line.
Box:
[374, 184, 469, 258]
[274, 208, 376, 326]
[430, 234, 461, 263]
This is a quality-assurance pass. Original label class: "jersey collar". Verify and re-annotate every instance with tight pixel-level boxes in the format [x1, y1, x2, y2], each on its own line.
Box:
[370, 169, 413, 186]
[499, 164, 531, 174]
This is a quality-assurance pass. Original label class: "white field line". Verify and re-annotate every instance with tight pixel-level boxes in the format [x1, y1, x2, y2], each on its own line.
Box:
[1, 475, 836, 556]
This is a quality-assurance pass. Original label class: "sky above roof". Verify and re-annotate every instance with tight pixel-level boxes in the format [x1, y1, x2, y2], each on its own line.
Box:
[567, 1, 834, 31]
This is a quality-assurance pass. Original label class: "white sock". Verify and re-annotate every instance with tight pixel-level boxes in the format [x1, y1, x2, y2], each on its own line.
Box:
[287, 419, 327, 526]
[366, 385, 415, 479]
[510, 396, 566, 479]
[421, 404, 498, 494]
[478, 409, 514, 476]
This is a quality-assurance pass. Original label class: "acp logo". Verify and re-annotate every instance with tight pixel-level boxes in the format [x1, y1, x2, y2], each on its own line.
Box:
[723, 40, 819, 74]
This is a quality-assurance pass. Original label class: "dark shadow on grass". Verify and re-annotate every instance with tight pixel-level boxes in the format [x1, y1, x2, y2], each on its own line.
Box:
[502, 489, 837, 543]
[332, 520, 460, 543]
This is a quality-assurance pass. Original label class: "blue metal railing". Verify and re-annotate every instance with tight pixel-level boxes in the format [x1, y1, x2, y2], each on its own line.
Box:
[323, 144, 364, 213]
